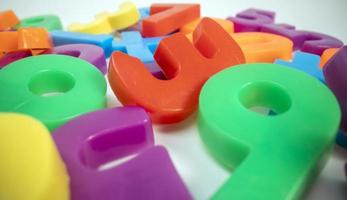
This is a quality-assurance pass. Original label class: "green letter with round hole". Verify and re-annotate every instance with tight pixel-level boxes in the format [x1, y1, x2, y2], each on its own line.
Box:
[0, 55, 106, 131]
[198, 63, 340, 200]
[16, 15, 63, 31]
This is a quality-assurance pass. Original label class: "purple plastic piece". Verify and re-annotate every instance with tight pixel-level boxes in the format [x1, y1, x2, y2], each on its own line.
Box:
[0, 51, 31, 68]
[262, 24, 343, 55]
[53, 106, 191, 200]
[227, 8, 275, 32]
[323, 46, 347, 132]
[51, 44, 107, 74]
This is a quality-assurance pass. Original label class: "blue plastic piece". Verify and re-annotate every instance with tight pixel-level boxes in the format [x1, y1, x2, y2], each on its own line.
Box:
[112, 31, 163, 63]
[139, 7, 150, 19]
[337, 131, 347, 148]
[275, 51, 324, 83]
[50, 31, 113, 57]
[144, 37, 163, 54]
[111, 31, 166, 79]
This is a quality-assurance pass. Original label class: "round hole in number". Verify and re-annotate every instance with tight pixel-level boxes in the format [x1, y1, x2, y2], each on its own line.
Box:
[28, 70, 75, 97]
[25, 17, 45, 24]
[238, 81, 291, 116]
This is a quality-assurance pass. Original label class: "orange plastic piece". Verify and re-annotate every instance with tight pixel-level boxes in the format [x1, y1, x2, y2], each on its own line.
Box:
[142, 4, 200, 37]
[0, 28, 52, 56]
[108, 18, 245, 123]
[0, 10, 20, 30]
[181, 17, 234, 35]
[320, 48, 339, 68]
[232, 32, 293, 63]
[0, 32, 18, 52]
[184, 23, 292, 63]
[18, 28, 52, 55]
[183, 18, 234, 41]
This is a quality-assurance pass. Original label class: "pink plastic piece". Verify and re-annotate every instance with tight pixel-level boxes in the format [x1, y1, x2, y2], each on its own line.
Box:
[0, 51, 31, 68]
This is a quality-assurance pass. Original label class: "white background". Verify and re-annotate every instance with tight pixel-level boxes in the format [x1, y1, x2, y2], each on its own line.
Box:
[2, 0, 347, 199]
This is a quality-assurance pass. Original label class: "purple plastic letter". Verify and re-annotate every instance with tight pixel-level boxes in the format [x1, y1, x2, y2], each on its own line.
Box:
[51, 44, 107, 74]
[227, 8, 275, 32]
[323, 46, 347, 132]
[53, 106, 192, 200]
[262, 24, 343, 55]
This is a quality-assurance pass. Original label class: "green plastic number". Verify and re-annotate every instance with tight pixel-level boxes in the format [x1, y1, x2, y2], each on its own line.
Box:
[0, 55, 106, 131]
[198, 63, 340, 200]
[17, 15, 63, 31]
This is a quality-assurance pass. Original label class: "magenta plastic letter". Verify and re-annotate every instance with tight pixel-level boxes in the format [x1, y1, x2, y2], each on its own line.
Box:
[0, 51, 31, 68]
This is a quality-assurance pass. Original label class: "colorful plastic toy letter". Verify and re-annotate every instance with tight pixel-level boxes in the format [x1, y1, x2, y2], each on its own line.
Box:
[227, 8, 275, 32]
[16, 15, 63, 31]
[320, 48, 339, 67]
[0, 55, 106, 131]
[53, 107, 192, 200]
[142, 3, 200, 37]
[0, 10, 19, 30]
[275, 51, 324, 83]
[323, 46, 347, 148]
[0, 113, 69, 200]
[232, 32, 293, 63]
[0, 28, 52, 56]
[50, 31, 113, 57]
[51, 44, 107, 74]
[112, 31, 163, 77]
[262, 24, 343, 55]
[198, 63, 340, 199]
[68, 2, 140, 34]
[108, 18, 245, 123]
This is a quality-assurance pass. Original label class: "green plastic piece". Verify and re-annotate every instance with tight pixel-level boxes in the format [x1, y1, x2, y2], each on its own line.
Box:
[198, 63, 340, 200]
[0, 55, 106, 131]
[17, 15, 63, 31]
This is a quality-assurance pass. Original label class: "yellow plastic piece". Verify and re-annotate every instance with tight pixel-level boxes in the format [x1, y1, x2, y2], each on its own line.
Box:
[0, 113, 70, 200]
[68, 1, 140, 34]
[68, 14, 112, 34]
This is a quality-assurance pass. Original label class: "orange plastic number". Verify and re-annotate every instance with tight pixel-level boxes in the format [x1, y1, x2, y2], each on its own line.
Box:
[232, 32, 293, 63]
[108, 18, 245, 123]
